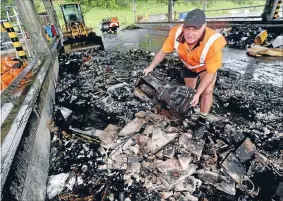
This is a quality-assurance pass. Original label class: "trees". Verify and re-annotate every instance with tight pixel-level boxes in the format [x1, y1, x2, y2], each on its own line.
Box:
[1, 0, 14, 19]
[63, 0, 132, 10]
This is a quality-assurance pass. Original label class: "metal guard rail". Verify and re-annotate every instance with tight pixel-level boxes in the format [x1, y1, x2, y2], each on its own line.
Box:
[1, 36, 60, 190]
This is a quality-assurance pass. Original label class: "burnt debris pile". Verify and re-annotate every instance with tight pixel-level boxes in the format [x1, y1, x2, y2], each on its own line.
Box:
[122, 24, 141, 30]
[215, 69, 283, 127]
[48, 50, 283, 201]
[55, 50, 182, 130]
[222, 25, 277, 49]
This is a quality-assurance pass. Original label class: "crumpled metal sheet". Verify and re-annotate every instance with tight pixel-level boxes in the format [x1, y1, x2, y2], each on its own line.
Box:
[174, 176, 197, 192]
[144, 127, 177, 154]
[159, 191, 174, 200]
[118, 118, 146, 136]
[136, 134, 150, 149]
[179, 134, 205, 161]
[108, 151, 128, 169]
[197, 169, 236, 196]
[144, 111, 167, 124]
[236, 138, 258, 163]
[221, 153, 246, 183]
[126, 161, 141, 173]
[177, 193, 198, 201]
[177, 154, 193, 171]
[98, 124, 120, 148]
[156, 159, 196, 190]
[162, 147, 176, 159]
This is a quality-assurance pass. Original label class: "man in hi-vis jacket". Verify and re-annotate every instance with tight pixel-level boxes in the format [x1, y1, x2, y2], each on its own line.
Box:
[144, 9, 227, 139]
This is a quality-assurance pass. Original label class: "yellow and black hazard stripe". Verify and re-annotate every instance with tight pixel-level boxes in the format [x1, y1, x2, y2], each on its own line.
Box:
[1, 22, 27, 59]
[273, 0, 282, 19]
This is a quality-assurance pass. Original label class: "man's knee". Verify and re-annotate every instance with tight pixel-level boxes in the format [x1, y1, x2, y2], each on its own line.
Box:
[184, 78, 197, 89]
[202, 87, 214, 97]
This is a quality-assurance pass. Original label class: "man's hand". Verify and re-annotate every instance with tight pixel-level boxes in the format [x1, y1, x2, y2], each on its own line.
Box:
[190, 93, 200, 107]
[143, 50, 167, 76]
[143, 67, 154, 75]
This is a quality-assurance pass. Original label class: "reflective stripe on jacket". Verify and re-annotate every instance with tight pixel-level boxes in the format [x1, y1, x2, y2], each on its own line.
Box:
[170, 25, 226, 73]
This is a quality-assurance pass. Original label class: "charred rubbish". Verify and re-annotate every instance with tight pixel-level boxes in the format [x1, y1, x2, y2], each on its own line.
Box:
[122, 24, 141, 30]
[55, 50, 183, 130]
[48, 49, 283, 201]
[222, 25, 278, 49]
[134, 74, 195, 115]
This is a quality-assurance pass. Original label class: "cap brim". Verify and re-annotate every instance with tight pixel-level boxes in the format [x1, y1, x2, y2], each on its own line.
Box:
[183, 22, 202, 29]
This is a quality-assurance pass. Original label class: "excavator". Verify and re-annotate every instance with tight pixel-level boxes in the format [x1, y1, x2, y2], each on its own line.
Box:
[60, 3, 104, 52]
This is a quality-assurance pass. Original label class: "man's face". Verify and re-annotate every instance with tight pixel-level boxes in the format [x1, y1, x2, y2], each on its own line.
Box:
[183, 24, 206, 45]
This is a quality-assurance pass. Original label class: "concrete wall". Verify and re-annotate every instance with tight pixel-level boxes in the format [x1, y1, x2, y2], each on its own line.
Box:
[22, 56, 59, 201]
[2, 54, 59, 201]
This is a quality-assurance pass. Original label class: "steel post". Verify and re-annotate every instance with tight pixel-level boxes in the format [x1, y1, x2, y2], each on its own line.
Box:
[14, 0, 50, 55]
[262, 0, 277, 21]
[168, 0, 174, 22]
[272, 0, 282, 19]
[1, 22, 27, 59]
[203, 0, 207, 12]
[133, 0, 137, 23]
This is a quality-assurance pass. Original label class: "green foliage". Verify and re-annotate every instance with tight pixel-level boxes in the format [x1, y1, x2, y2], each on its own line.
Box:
[116, 0, 132, 8]
[33, 0, 41, 12]
[228, 0, 254, 5]
[57, 0, 174, 10]
[1, 0, 14, 20]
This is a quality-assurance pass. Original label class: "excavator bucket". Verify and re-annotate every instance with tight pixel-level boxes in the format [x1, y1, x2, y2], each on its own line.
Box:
[62, 33, 105, 53]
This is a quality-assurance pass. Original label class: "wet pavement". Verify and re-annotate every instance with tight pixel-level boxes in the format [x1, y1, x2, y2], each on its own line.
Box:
[103, 29, 283, 87]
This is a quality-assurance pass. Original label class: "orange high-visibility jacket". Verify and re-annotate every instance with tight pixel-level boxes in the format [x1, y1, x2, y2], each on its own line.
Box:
[162, 25, 227, 73]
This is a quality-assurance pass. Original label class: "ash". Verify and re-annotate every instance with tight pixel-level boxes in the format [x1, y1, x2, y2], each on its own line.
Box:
[48, 49, 283, 201]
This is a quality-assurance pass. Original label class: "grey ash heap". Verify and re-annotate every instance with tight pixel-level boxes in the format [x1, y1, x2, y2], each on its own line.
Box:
[47, 50, 283, 201]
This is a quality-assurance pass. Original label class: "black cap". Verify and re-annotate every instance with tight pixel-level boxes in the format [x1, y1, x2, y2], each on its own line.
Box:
[184, 9, 206, 29]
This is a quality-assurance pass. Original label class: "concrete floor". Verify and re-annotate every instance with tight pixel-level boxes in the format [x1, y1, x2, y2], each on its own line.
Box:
[103, 29, 283, 87]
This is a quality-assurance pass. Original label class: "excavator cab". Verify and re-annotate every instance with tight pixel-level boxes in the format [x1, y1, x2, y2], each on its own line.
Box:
[60, 4, 104, 53]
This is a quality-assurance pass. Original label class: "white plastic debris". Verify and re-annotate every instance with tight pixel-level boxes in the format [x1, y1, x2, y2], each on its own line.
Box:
[47, 173, 69, 199]
[272, 35, 283, 48]
[149, 52, 155, 57]
[77, 176, 84, 185]
[109, 193, 115, 201]
[66, 175, 76, 191]
[59, 107, 73, 120]
[82, 165, 88, 172]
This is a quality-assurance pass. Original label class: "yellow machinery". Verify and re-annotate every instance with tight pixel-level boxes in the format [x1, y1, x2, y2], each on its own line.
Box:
[60, 4, 104, 52]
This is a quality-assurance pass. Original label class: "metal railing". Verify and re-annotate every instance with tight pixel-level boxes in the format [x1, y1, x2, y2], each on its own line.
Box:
[137, 5, 266, 23]
[204, 5, 265, 12]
